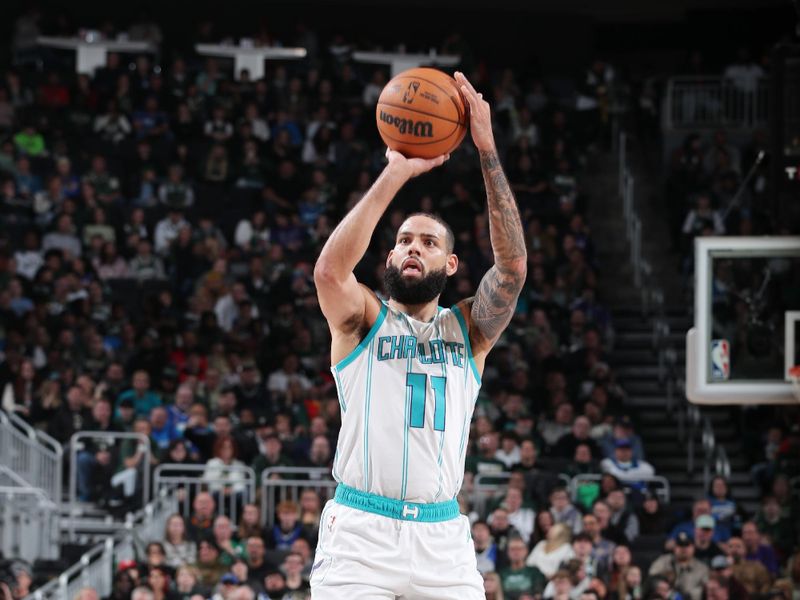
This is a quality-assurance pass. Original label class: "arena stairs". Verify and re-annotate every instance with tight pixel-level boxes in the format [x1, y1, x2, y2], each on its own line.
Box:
[586, 138, 762, 522]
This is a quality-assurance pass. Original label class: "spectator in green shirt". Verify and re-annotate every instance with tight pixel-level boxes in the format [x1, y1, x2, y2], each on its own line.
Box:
[13, 124, 46, 157]
[500, 537, 547, 599]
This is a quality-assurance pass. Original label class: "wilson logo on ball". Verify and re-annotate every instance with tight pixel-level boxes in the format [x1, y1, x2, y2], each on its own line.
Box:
[402, 81, 420, 104]
[379, 110, 433, 138]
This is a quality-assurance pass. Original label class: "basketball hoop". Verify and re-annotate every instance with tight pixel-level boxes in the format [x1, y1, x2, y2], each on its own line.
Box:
[790, 365, 800, 403]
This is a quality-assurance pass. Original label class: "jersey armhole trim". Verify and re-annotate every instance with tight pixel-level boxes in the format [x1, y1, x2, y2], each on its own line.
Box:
[333, 301, 388, 371]
[450, 304, 482, 385]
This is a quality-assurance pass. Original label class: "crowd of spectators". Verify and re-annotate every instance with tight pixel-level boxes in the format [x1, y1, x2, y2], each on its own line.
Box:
[0, 13, 798, 600]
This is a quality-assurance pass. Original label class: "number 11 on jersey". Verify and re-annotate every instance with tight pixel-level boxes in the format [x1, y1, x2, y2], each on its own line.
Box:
[406, 372, 446, 431]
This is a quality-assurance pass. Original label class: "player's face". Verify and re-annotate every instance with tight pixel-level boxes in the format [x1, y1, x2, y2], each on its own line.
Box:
[384, 216, 457, 305]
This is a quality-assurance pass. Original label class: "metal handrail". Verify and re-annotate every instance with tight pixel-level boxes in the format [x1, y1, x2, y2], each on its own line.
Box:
[154, 462, 257, 525]
[26, 487, 178, 600]
[568, 473, 671, 504]
[260, 467, 336, 527]
[618, 132, 627, 199]
[663, 75, 769, 130]
[0, 483, 59, 562]
[7, 409, 63, 457]
[0, 409, 63, 507]
[473, 472, 571, 518]
[714, 446, 731, 482]
[0, 464, 37, 487]
[68, 431, 151, 541]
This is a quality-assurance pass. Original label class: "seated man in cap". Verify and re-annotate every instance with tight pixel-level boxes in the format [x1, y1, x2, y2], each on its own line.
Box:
[600, 416, 645, 461]
[649, 532, 710, 600]
[599, 438, 655, 490]
[692, 514, 724, 567]
[669, 499, 727, 547]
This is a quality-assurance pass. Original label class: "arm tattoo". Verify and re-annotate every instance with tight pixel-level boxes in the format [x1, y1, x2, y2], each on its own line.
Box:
[472, 150, 527, 343]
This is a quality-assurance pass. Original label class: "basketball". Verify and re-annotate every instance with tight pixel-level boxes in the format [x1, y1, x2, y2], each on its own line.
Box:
[376, 67, 469, 159]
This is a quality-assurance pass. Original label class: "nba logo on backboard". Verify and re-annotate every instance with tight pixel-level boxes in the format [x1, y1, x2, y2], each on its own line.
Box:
[710, 339, 730, 380]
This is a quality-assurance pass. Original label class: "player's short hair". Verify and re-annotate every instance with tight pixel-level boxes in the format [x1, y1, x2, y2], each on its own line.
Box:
[404, 212, 455, 253]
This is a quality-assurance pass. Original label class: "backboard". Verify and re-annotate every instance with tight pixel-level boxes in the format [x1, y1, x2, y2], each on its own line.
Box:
[686, 236, 800, 405]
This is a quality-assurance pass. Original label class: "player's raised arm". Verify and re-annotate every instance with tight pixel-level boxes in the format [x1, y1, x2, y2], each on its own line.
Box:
[314, 149, 449, 336]
[454, 71, 527, 353]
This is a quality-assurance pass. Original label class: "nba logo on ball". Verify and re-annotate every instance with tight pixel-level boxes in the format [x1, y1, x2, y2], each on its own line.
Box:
[710, 339, 730, 380]
[402, 81, 420, 104]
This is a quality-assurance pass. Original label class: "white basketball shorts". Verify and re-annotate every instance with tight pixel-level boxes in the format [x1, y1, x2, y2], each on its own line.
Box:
[310, 498, 484, 599]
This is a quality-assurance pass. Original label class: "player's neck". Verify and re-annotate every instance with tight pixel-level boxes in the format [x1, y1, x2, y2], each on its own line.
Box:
[388, 298, 439, 323]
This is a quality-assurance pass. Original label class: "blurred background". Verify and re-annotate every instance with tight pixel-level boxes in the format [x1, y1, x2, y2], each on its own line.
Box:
[0, 1, 798, 599]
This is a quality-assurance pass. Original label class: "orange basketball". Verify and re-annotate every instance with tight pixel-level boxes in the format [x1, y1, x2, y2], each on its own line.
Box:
[376, 67, 469, 159]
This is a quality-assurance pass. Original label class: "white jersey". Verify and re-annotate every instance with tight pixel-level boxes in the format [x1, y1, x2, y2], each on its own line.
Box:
[331, 301, 482, 503]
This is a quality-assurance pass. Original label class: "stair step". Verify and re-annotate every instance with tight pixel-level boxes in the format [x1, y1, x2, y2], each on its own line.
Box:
[637, 430, 691, 442]
[616, 366, 663, 378]
[610, 350, 685, 365]
[645, 441, 694, 455]
[650, 457, 699, 469]
[623, 382, 679, 395]
[623, 396, 670, 408]
[614, 317, 692, 330]
[615, 332, 686, 349]
[612, 306, 690, 319]
[670, 485, 711, 500]
[650, 454, 750, 471]
[728, 487, 762, 500]
[636, 421, 737, 440]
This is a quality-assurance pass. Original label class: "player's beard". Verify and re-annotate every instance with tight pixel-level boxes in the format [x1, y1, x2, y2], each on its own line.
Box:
[383, 263, 448, 305]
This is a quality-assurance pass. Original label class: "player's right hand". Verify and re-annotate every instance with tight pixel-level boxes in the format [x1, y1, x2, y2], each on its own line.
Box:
[385, 147, 449, 180]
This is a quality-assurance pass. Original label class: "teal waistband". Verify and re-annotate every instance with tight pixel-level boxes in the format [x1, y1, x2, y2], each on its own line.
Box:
[334, 483, 460, 522]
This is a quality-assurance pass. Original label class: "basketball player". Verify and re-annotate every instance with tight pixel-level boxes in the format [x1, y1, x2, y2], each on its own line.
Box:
[310, 72, 526, 599]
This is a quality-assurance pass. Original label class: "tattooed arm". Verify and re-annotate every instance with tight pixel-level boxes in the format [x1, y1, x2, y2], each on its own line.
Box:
[471, 150, 527, 346]
[454, 72, 527, 355]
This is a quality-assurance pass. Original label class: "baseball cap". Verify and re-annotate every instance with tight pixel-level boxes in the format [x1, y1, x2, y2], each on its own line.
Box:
[221, 573, 239, 585]
[614, 416, 633, 428]
[614, 438, 633, 448]
[118, 559, 137, 572]
[119, 398, 135, 409]
[10, 561, 31, 578]
[695, 515, 715, 530]
[711, 556, 729, 570]
[675, 532, 693, 547]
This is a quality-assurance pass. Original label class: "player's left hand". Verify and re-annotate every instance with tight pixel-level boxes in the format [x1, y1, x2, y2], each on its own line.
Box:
[385, 147, 449, 180]
[454, 71, 495, 152]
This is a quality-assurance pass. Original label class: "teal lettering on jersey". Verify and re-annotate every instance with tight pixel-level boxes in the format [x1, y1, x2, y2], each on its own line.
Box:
[377, 336, 465, 369]
[378, 335, 420, 361]
[390, 335, 404, 359]
[429, 339, 445, 364]
[444, 341, 465, 368]
[403, 335, 417, 359]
